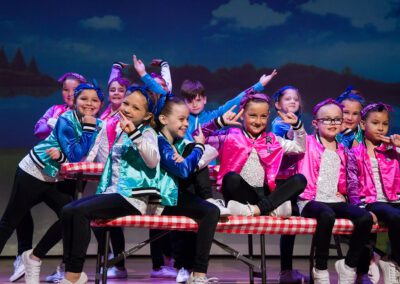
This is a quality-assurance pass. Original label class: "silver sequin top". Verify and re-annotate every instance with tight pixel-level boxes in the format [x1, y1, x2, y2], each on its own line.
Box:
[240, 148, 265, 188]
[315, 149, 343, 203]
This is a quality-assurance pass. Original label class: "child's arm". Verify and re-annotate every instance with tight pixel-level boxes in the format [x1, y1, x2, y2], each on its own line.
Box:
[129, 127, 160, 169]
[55, 116, 99, 162]
[85, 126, 108, 163]
[159, 137, 205, 179]
[346, 149, 364, 207]
[271, 117, 292, 138]
[151, 59, 173, 92]
[208, 70, 277, 118]
[108, 62, 127, 85]
[34, 106, 57, 139]
[133, 55, 167, 95]
[274, 111, 306, 154]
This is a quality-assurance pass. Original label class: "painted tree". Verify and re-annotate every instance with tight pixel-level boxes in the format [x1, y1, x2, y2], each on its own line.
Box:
[0, 46, 9, 69]
[27, 57, 40, 74]
[11, 48, 27, 72]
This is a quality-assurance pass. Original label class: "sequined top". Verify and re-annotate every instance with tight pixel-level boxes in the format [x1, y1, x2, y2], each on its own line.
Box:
[315, 149, 343, 203]
[240, 148, 265, 188]
[370, 158, 387, 202]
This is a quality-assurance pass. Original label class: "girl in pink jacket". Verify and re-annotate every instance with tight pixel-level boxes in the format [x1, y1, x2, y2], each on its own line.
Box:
[296, 99, 373, 284]
[195, 90, 307, 218]
[347, 102, 400, 284]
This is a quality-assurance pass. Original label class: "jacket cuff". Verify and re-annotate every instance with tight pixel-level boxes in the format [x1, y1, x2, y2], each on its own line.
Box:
[214, 116, 226, 128]
[112, 62, 124, 69]
[128, 128, 142, 142]
[82, 123, 96, 133]
[55, 151, 67, 164]
[160, 60, 168, 67]
[194, 143, 205, 153]
[291, 120, 303, 130]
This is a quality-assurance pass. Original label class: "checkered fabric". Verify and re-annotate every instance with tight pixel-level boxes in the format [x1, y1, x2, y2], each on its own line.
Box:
[92, 215, 387, 235]
[60, 162, 104, 180]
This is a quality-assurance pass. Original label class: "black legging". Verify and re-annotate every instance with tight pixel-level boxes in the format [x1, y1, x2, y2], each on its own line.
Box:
[0, 167, 73, 258]
[61, 193, 141, 273]
[162, 189, 220, 274]
[301, 201, 373, 270]
[221, 172, 307, 215]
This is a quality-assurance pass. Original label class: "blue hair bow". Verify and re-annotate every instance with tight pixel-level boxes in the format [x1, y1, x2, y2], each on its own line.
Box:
[74, 79, 104, 102]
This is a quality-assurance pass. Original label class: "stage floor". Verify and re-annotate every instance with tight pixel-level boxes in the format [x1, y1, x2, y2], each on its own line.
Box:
[0, 256, 381, 283]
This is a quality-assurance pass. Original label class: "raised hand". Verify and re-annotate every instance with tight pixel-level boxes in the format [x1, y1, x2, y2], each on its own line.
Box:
[46, 147, 61, 160]
[277, 111, 298, 125]
[379, 134, 400, 147]
[119, 111, 136, 133]
[222, 105, 243, 127]
[193, 124, 205, 145]
[151, 59, 163, 67]
[133, 55, 146, 77]
[259, 69, 278, 87]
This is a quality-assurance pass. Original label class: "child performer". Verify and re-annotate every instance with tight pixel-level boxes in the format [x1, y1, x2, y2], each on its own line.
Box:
[193, 90, 307, 218]
[59, 86, 159, 284]
[0, 81, 103, 284]
[297, 99, 373, 284]
[157, 97, 220, 284]
[100, 62, 130, 120]
[347, 102, 400, 284]
[336, 86, 366, 148]
[271, 85, 308, 283]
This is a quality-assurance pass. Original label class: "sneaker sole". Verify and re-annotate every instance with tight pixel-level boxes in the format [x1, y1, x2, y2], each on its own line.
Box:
[9, 272, 25, 282]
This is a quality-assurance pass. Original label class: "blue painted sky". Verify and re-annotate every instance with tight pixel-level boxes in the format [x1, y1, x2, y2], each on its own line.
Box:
[1, 0, 400, 83]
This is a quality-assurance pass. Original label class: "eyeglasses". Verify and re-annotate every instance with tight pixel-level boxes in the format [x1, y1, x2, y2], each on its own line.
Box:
[316, 118, 343, 125]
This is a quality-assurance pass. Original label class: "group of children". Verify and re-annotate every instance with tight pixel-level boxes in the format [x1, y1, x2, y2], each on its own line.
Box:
[0, 54, 399, 284]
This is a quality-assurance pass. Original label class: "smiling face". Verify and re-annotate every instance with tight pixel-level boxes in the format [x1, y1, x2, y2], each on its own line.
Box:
[242, 100, 270, 137]
[75, 89, 102, 117]
[312, 104, 343, 140]
[275, 89, 300, 114]
[342, 99, 363, 130]
[119, 91, 152, 126]
[160, 103, 189, 139]
[361, 110, 389, 144]
[184, 94, 207, 115]
[108, 81, 126, 108]
[62, 78, 80, 107]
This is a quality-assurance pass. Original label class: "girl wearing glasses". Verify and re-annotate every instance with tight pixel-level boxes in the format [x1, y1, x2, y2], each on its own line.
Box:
[296, 99, 373, 284]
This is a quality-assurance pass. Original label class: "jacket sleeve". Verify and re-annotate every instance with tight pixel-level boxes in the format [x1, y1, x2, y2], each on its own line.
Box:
[271, 118, 291, 138]
[34, 106, 56, 140]
[276, 120, 307, 154]
[160, 60, 173, 92]
[159, 137, 204, 179]
[206, 82, 264, 119]
[108, 62, 123, 85]
[346, 149, 364, 207]
[197, 144, 218, 170]
[55, 117, 98, 162]
[141, 73, 167, 95]
[192, 117, 229, 151]
[128, 128, 160, 169]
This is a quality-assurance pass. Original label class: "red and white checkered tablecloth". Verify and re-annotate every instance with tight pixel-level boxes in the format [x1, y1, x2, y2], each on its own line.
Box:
[91, 215, 387, 235]
[60, 162, 104, 177]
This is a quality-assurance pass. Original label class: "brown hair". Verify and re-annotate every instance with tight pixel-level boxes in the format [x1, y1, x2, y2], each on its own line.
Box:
[180, 79, 205, 101]
[156, 97, 186, 131]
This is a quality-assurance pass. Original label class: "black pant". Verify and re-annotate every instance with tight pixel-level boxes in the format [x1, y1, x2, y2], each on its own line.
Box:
[277, 178, 301, 271]
[221, 172, 307, 215]
[93, 227, 126, 268]
[365, 202, 400, 266]
[162, 189, 220, 273]
[150, 143, 213, 270]
[62, 193, 141, 273]
[301, 201, 373, 270]
[16, 213, 33, 255]
[0, 167, 73, 258]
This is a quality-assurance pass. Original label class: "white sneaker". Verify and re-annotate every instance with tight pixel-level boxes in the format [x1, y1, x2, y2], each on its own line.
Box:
[59, 272, 88, 284]
[176, 268, 190, 283]
[368, 261, 380, 284]
[45, 264, 65, 282]
[270, 201, 292, 218]
[312, 268, 330, 284]
[227, 200, 254, 216]
[206, 198, 231, 217]
[186, 272, 218, 283]
[107, 266, 128, 279]
[9, 254, 25, 282]
[335, 259, 357, 284]
[378, 259, 400, 284]
[22, 249, 41, 284]
[151, 266, 178, 278]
